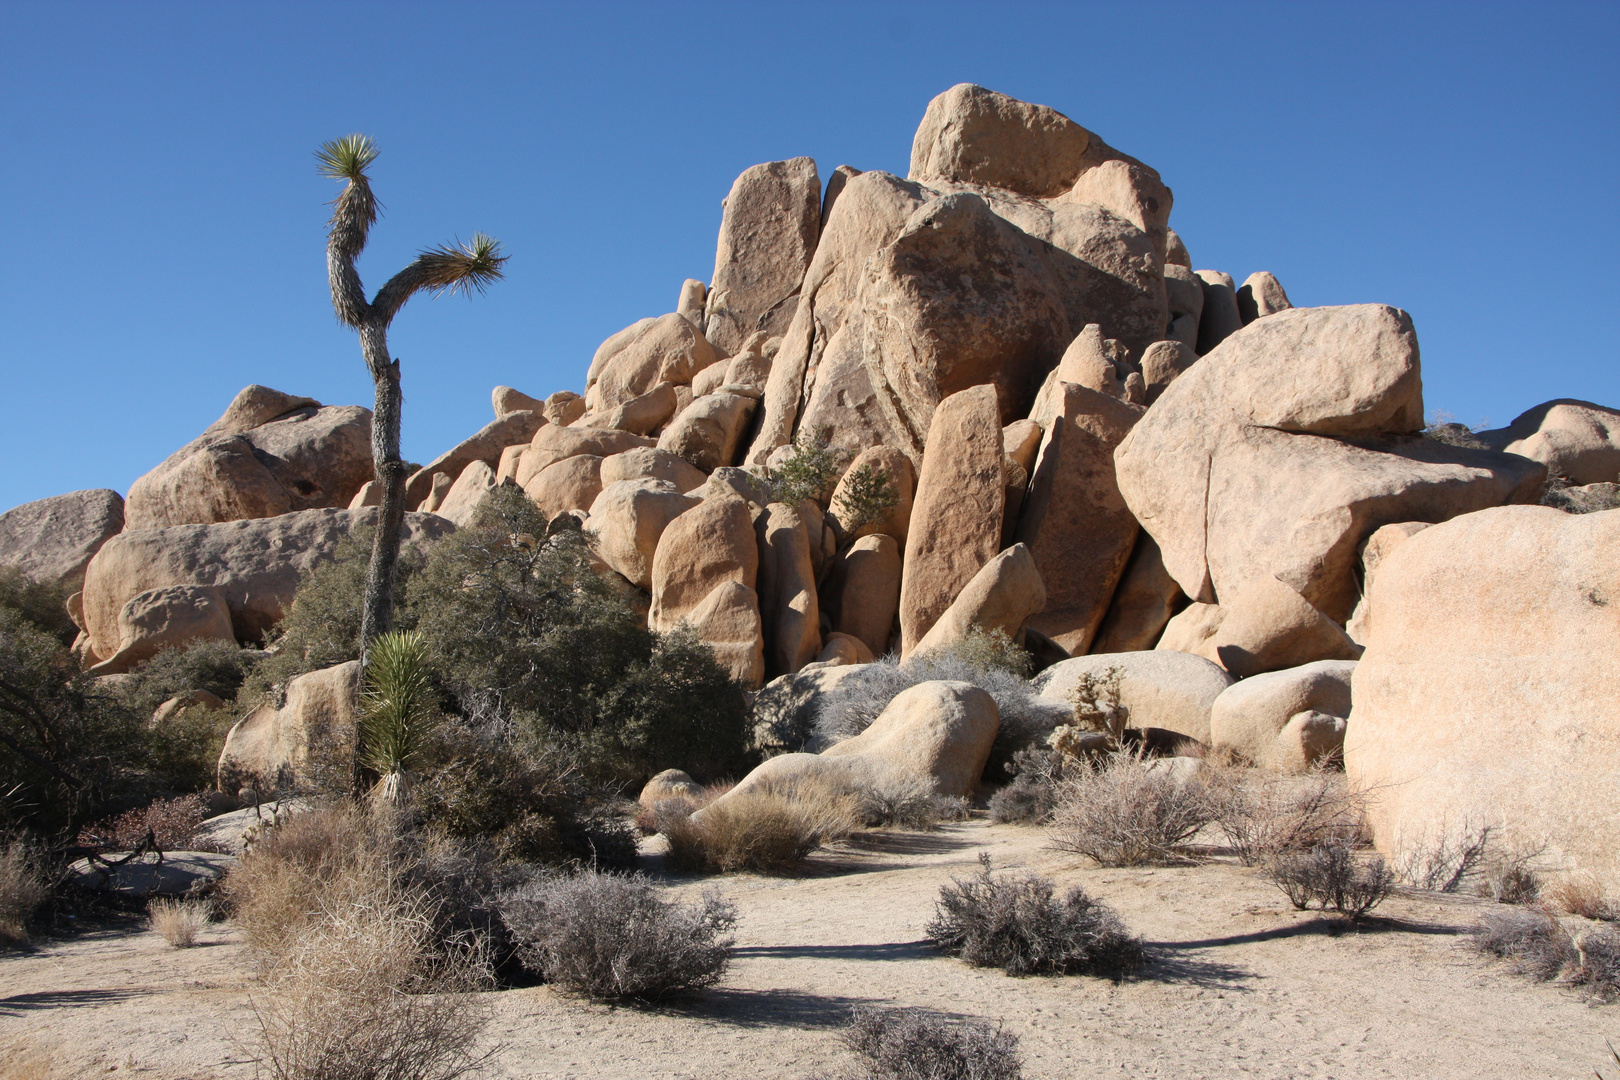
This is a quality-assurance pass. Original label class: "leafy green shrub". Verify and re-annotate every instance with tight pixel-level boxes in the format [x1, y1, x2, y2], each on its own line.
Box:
[499, 869, 735, 1001]
[839, 1006, 1022, 1080]
[926, 853, 1143, 976]
[834, 460, 899, 533]
[769, 430, 842, 506]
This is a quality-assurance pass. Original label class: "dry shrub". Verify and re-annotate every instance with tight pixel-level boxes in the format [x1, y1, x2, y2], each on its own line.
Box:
[860, 772, 970, 830]
[1391, 822, 1492, 892]
[75, 794, 210, 852]
[1205, 764, 1364, 866]
[148, 896, 211, 947]
[660, 778, 861, 873]
[634, 782, 732, 835]
[0, 842, 48, 945]
[247, 859, 495, 1080]
[926, 854, 1143, 977]
[1472, 908, 1620, 1000]
[838, 1006, 1022, 1080]
[1546, 872, 1619, 921]
[1265, 842, 1394, 921]
[1475, 842, 1546, 905]
[499, 869, 735, 1001]
[1047, 752, 1213, 867]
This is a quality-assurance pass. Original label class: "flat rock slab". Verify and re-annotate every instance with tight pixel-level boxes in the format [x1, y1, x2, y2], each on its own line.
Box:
[69, 851, 237, 897]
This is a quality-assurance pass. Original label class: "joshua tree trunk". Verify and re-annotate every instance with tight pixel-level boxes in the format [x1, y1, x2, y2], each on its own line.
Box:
[316, 134, 506, 796]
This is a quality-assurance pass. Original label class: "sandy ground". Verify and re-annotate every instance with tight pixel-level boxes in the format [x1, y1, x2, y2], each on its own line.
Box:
[1, 818, 1612, 1079]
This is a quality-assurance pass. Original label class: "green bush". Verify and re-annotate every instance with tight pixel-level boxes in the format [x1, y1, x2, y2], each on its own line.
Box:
[769, 430, 843, 506]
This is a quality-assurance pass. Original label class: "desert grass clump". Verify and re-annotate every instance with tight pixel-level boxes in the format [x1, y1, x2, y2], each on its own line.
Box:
[1265, 841, 1394, 921]
[1047, 751, 1213, 867]
[498, 870, 735, 1002]
[0, 842, 48, 945]
[837, 1006, 1022, 1080]
[148, 896, 211, 948]
[1205, 764, 1364, 867]
[1546, 871, 1619, 921]
[1472, 908, 1575, 980]
[926, 854, 1143, 977]
[660, 778, 861, 874]
[859, 772, 970, 830]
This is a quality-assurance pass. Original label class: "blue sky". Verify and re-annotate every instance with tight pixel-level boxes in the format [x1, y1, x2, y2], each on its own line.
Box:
[1, 2, 1615, 512]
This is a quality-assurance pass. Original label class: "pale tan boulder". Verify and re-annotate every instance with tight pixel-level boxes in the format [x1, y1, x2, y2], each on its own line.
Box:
[705, 158, 821, 354]
[1236, 272, 1292, 323]
[418, 471, 453, 513]
[492, 386, 547, 419]
[1091, 532, 1184, 653]
[587, 480, 700, 590]
[692, 467, 776, 509]
[404, 410, 545, 509]
[657, 392, 756, 472]
[822, 165, 860, 224]
[598, 381, 678, 436]
[1016, 383, 1141, 653]
[639, 768, 702, 808]
[585, 318, 657, 395]
[909, 83, 1094, 199]
[1209, 660, 1356, 769]
[1346, 521, 1432, 642]
[812, 631, 875, 668]
[1057, 157, 1174, 267]
[592, 313, 721, 412]
[1163, 264, 1204, 350]
[81, 509, 451, 661]
[127, 389, 373, 529]
[544, 391, 587, 427]
[677, 280, 707, 329]
[1034, 650, 1234, 746]
[515, 425, 654, 488]
[1207, 577, 1362, 677]
[494, 444, 527, 485]
[912, 543, 1045, 657]
[756, 502, 821, 676]
[899, 385, 1005, 655]
[87, 585, 237, 675]
[1029, 325, 1123, 426]
[648, 493, 759, 633]
[828, 445, 915, 542]
[1194, 270, 1242, 355]
[1156, 602, 1224, 658]
[347, 481, 380, 509]
[1477, 399, 1620, 485]
[1116, 304, 1540, 617]
[522, 455, 603, 520]
[1003, 419, 1043, 478]
[433, 462, 498, 528]
[713, 680, 1000, 806]
[724, 337, 774, 397]
[681, 580, 765, 689]
[598, 446, 707, 492]
[692, 361, 730, 399]
[1139, 340, 1198, 404]
[1166, 230, 1190, 267]
[1344, 506, 1620, 892]
[218, 661, 359, 794]
[0, 489, 125, 592]
[828, 533, 902, 658]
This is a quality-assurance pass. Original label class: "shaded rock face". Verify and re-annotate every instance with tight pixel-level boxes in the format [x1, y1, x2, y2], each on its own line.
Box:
[1117, 305, 1545, 624]
[218, 661, 360, 794]
[126, 386, 373, 529]
[706, 158, 822, 354]
[404, 410, 546, 509]
[1344, 506, 1620, 893]
[80, 508, 453, 661]
[0, 489, 124, 591]
[88, 584, 236, 675]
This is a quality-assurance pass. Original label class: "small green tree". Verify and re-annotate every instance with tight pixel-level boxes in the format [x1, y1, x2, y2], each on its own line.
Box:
[769, 430, 841, 506]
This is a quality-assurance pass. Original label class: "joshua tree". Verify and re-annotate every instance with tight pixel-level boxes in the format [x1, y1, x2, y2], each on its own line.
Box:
[316, 135, 506, 652]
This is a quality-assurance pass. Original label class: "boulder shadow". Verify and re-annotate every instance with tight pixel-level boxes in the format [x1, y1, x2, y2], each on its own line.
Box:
[664, 986, 884, 1029]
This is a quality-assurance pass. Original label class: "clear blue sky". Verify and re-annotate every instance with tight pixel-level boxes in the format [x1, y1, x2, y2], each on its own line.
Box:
[2, 2, 1615, 512]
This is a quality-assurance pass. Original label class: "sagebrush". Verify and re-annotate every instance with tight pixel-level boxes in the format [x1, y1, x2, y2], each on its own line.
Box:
[0, 842, 48, 945]
[1047, 752, 1213, 866]
[1205, 765, 1364, 867]
[1265, 841, 1394, 921]
[839, 1006, 1022, 1080]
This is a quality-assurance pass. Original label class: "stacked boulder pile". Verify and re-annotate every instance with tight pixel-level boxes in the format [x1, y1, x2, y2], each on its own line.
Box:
[2, 84, 1617, 887]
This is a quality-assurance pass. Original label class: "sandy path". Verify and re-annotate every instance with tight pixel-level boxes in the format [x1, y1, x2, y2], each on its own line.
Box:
[0, 820, 1611, 1079]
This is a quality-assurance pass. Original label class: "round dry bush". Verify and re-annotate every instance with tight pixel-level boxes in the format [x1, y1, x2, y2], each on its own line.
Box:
[660, 780, 861, 874]
[841, 1005, 1023, 1080]
[1047, 751, 1213, 867]
[499, 870, 735, 1002]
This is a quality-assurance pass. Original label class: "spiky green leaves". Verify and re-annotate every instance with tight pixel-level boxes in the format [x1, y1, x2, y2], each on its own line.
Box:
[358, 630, 437, 785]
[413, 233, 509, 298]
[315, 134, 379, 182]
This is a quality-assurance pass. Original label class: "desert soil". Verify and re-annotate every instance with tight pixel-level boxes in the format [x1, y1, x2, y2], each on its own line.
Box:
[0, 818, 1610, 1079]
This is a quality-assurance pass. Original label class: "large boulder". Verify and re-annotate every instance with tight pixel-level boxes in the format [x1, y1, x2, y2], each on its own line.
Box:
[828, 446, 915, 543]
[80, 508, 452, 662]
[218, 661, 360, 794]
[899, 385, 1006, 655]
[756, 502, 821, 677]
[648, 493, 759, 633]
[433, 461, 500, 528]
[827, 533, 902, 659]
[1477, 399, 1620, 485]
[516, 425, 654, 488]
[589, 314, 721, 413]
[1116, 305, 1544, 621]
[716, 680, 1000, 805]
[599, 447, 708, 493]
[587, 479, 700, 591]
[1015, 382, 1141, 653]
[1209, 660, 1356, 771]
[522, 455, 603, 519]
[911, 543, 1045, 657]
[705, 158, 822, 354]
[657, 392, 756, 472]
[404, 410, 546, 509]
[681, 580, 766, 690]
[1236, 271, 1292, 323]
[0, 489, 125, 592]
[1344, 506, 1620, 891]
[1203, 576, 1363, 677]
[126, 386, 373, 529]
[1034, 651, 1235, 746]
[87, 584, 236, 675]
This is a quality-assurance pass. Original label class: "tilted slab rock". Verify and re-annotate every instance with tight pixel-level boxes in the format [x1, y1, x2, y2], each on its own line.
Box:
[828, 533, 902, 659]
[911, 542, 1045, 657]
[1344, 506, 1620, 892]
[705, 158, 821, 354]
[1091, 531, 1184, 654]
[899, 385, 1006, 655]
[80, 508, 452, 660]
[404, 410, 545, 509]
[0, 489, 124, 592]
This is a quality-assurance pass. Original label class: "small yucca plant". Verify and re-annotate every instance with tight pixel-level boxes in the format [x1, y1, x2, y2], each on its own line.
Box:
[358, 631, 437, 809]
